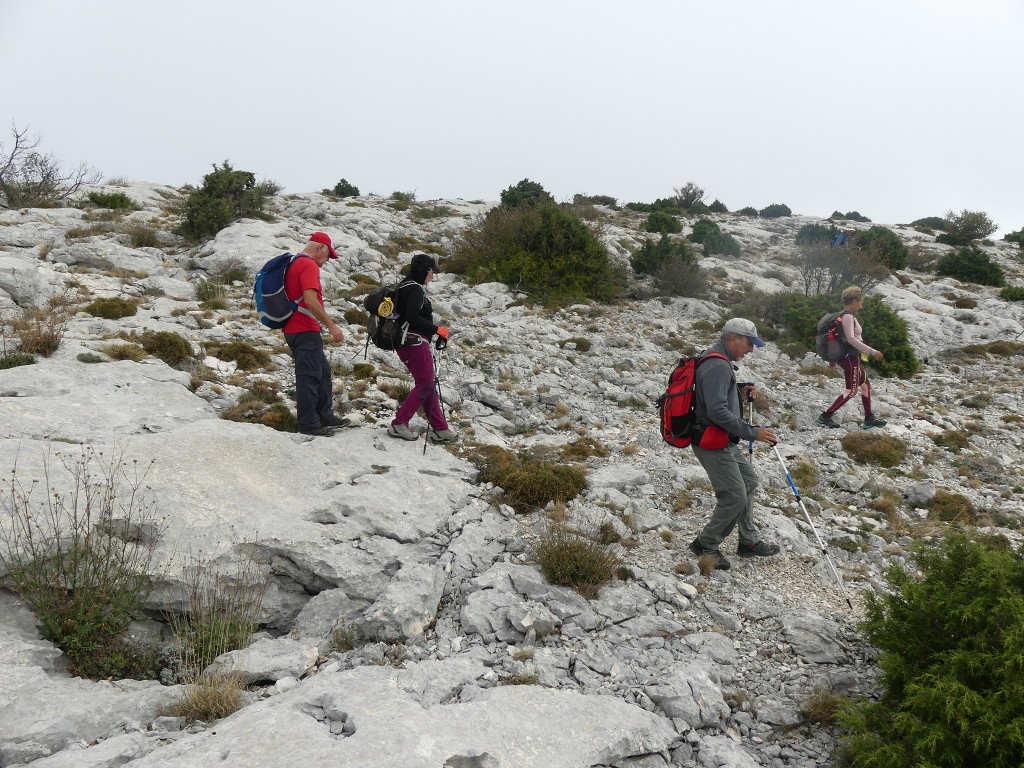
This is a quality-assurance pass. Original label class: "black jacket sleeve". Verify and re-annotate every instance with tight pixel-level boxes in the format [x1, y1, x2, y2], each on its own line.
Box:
[396, 282, 437, 337]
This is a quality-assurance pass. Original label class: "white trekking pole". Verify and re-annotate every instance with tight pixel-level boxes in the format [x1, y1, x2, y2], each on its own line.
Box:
[772, 445, 853, 610]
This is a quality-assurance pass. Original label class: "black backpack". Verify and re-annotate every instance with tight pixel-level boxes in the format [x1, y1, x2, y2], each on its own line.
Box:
[363, 279, 416, 351]
[815, 310, 850, 362]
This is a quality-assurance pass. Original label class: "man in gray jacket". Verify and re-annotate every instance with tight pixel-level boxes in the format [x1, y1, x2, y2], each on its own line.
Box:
[689, 318, 779, 571]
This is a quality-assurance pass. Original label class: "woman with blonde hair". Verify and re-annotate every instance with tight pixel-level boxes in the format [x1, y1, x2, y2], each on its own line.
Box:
[816, 286, 886, 429]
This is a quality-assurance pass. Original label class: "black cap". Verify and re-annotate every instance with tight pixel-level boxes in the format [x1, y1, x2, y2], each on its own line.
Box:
[410, 252, 440, 273]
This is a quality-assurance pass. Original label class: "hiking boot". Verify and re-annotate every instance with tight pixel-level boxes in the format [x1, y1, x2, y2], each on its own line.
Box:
[298, 426, 338, 437]
[322, 415, 352, 428]
[816, 412, 842, 429]
[689, 538, 731, 570]
[429, 427, 459, 443]
[737, 540, 781, 558]
[862, 416, 887, 429]
[387, 423, 419, 441]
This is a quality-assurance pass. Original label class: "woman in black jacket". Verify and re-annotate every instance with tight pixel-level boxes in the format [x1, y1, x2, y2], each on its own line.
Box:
[387, 253, 457, 442]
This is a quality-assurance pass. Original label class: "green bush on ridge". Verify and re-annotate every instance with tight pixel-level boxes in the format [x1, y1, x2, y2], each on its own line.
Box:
[176, 161, 279, 241]
[838, 535, 1024, 768]
[448, 180, 623, 304]
[936, 247, 1006, 286]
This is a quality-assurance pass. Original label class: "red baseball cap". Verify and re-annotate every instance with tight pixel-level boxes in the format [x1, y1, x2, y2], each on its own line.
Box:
[309, 231, 339, 259]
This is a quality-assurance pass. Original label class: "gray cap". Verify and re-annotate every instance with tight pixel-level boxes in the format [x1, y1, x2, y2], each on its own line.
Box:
[722, 317, 765, 347]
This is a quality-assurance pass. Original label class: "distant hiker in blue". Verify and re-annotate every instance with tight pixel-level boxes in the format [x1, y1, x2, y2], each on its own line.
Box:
[830, 227, 855, 248]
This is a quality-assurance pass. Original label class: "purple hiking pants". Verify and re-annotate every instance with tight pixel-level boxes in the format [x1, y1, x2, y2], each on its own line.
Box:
[393, 339, 449, 430]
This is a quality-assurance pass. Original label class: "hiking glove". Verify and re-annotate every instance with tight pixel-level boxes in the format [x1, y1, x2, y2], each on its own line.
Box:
[435, 325, 450, 349]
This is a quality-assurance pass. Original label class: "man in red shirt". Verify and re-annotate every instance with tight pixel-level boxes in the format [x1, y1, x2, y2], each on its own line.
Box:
[282, 232, 348, 436]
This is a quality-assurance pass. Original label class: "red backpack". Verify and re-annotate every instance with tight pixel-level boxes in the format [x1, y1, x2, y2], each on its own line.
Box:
[657, 352, 728, 447]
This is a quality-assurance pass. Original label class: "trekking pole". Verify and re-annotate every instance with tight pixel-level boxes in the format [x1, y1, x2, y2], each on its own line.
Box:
[772, 445, 853, 610]
[423, 343, 449, 456]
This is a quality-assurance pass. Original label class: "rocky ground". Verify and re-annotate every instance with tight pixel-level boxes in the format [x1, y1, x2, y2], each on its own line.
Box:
[1, 185, 1022, 767]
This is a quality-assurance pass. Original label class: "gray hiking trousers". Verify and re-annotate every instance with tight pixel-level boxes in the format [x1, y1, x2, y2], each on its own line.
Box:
[692, 443, 762, 551]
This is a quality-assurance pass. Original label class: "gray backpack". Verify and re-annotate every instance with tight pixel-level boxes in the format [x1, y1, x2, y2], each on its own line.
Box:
[815, 311, 850, 362]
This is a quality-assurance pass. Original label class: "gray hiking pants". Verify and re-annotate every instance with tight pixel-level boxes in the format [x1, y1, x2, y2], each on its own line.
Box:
[692, 443, 762, 550]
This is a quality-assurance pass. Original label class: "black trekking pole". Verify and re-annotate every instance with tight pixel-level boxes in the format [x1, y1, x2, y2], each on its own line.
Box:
[772, 446, 854, 609]
[423, 341, 449, 456]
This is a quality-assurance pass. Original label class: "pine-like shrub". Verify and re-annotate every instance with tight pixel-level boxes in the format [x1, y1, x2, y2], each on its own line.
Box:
[936, 248, 1006, 286]
[854, 226, 908, 270]
[499, 178, 554, 208]
[643, 209, 682, 234]
[704, 231, 742, 257]
[449, 198, 623, 304]
[707, 199, 728, 213]
[329, 178, 359, 197]
[176, 162, 278, 241]
[737, 206, 759, 216]
[630, 236, 695, 276]
[838, 535, 1024, 768]
[689, 218, 720, 245]
[759, 203, 791, 218]
[999, 286, 1024, 302]
[795, 223, 834, 246]
[85, 190, 139, 210]
[935, 209, 998, 246]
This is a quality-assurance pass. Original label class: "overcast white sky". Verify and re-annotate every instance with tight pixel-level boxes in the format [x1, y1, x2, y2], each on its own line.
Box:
[2, 1, 1022, 234]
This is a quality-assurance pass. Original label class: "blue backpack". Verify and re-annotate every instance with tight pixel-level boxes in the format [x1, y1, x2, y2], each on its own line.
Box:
[253, 253, 315, 329]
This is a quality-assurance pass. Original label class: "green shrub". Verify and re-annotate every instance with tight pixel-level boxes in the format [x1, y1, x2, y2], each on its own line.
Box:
[737, 206, 759, 216]
[126, 223, 159, 248]
[328, 178, 359, 197]
[411, 204, 456, 222]
[449, 199, 623, 304]
[841, 432, 908, 467]
[1003, 229, 1024, 250]
[221, 399, 297, 432]
[689, 218, 720, 244]
[838, 535, 1024, 768]
[630, 235, 694, 276]
[643, 210, 681, 234]
[572, 193, 617, 207]
[854, 225, 908, 270]
[474, 446, 588, 513]
[531, 524, 620, 599]
[927, 489, 974, 523]
[101, 342, 147, 361]
[76, 352, 104, 363]
[707, 199, 728, 213]
[500, 178, 555, 208]
[910, 216, 950, 232]
[704, 231, 742, 257]
[0, 351, 36, 369]
[0, 448, 161, 679]
[759, 203, 791, 218]
[935, 209, 997, 246]
[387, 190, 416, 211]
[176, 161, 278, 241]
[795, 223, 834, 246]
[86, 190, 139, 210]
[931, 429, 970, 453]
[655, 254, 710, 299]
[140, 330, 193, 367]
[205, 340, 271, 371]
[86, 296, 138, 319]
[953, 296, 976, 309]
[936, 247, 1005, 286]
[999, 286, 1024, 302]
